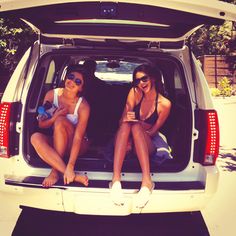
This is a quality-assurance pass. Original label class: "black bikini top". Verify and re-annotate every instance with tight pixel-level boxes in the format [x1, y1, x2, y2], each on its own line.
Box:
[134, 92, 159, 125]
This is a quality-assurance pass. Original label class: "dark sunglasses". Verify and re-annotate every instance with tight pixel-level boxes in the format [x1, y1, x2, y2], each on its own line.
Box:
[133, 75, 150, 86]
[67, 73, 83, 86]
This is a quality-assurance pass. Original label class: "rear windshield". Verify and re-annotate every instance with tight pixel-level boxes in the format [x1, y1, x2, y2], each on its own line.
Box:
[95, 61, 139, 83]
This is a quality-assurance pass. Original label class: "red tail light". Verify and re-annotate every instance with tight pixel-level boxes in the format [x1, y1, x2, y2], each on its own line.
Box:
[203, 111, 220, 165]
[194, 109, 220, 165]
[0, 102, 12, 157]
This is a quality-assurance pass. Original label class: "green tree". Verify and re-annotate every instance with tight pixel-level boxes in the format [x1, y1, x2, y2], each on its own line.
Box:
[190, 21, 234, 57]
[0, 18, 36, 75]
[190, 0, 236, 76]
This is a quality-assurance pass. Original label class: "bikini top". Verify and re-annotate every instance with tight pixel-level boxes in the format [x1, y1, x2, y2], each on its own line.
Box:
[134, 92, 159, 125]
[53, 88, 83, 125]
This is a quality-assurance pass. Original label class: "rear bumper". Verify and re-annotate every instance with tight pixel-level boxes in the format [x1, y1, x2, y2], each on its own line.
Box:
[62, 188, 210, 215]
[2, 166, 219, 215]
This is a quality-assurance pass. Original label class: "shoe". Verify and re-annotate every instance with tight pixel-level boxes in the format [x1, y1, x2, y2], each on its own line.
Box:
[135, 182, 155, 209]
[109, 181, 125, 206]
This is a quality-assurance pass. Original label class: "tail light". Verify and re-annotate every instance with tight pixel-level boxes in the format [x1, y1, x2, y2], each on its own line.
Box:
[0, 102, 12, 157]
[0, 102, 19, 158]
[194, 109, 220, 165]
[204, 111, 219, 165]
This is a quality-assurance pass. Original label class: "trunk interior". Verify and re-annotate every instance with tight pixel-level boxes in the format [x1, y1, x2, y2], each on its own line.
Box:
[24, 47, 192, 173]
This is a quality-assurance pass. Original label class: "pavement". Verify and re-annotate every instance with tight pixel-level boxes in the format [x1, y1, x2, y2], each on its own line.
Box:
[213, 96, 236, 148]
[0, 193, 22, 236]
[202, 149, 236, 236]
[202, 96, 236, 236]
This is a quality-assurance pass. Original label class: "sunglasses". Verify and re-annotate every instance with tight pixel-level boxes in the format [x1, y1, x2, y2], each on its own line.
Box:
[67, 73, 83, 86]
[133, 75, 150, 86]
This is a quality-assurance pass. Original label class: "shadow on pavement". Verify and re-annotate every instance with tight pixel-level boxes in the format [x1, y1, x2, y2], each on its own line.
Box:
[12, 207, 209, 236]
[218, 148, 236, 172]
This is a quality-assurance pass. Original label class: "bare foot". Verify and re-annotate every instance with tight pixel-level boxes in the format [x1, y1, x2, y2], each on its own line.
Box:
[42, 169, 59, 188]
[74, 174, 89, 186]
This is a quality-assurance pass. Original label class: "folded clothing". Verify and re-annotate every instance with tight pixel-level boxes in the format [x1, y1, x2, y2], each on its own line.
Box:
[103, 132, 173, 164]
[151, 132, 173, 165]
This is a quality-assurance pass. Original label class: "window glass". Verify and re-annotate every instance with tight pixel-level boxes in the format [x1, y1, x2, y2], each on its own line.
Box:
[45, 60, 56, 84]
[95, 61, 140, 83]
[174, 68, 183, 89]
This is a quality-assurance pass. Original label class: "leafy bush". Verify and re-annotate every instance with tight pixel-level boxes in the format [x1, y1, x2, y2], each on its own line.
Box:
[0, 17, 36, 75]
[211, 88, 221, 97]
[218, 77, 233, 97]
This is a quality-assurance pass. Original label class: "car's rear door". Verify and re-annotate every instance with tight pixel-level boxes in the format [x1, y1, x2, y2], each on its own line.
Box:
[0, 0, 235, 42]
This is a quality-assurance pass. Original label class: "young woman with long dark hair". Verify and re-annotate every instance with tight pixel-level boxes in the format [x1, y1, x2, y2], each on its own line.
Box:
[110, 64, 171, 208]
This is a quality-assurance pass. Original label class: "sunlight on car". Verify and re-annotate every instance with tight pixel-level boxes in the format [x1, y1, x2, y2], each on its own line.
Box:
[54, 19, 170, 28]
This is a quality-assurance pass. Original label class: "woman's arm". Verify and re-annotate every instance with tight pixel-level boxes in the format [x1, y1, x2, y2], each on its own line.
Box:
[38, 90, 55, 129]
[120, 88, 139, 123]
[64, 100, 90, 184]
[146, 95, 171, 137]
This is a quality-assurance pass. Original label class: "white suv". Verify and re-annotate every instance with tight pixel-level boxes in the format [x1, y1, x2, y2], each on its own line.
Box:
[0, 0, 235, 215]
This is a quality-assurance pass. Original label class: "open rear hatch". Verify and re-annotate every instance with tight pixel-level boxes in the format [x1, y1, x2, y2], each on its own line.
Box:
[1, 0, 235, 44]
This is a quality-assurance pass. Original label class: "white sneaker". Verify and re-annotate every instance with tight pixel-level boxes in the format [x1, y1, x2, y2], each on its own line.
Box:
[135, 183, 155, 209]
[109, 181, 125, 206]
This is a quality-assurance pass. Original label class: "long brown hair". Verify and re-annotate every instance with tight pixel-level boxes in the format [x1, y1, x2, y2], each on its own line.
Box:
[133, 63, 163, 95]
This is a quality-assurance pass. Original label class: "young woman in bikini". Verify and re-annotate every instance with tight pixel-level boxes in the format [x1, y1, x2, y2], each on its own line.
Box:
[31, 65, 90, 187]
[110, 64, 171, 208]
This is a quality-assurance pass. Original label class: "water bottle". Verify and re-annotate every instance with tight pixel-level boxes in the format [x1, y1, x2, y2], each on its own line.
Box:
[37, 101, 56, 121]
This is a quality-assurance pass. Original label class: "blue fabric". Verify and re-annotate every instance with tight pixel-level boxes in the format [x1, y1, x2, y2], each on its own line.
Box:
[151, 132, 173, 165]
[103, 132, 173, 165]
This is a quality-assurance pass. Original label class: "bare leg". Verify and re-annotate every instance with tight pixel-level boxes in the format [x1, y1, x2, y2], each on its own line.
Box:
[42, 117, 73, 187]
[131, 123, 154, 190]
[52, 117, 88, 186]
[31, 132, 67, 173]
[74, 137, 89, 186]
[40, 117, 73, 187]
[31, 117, 88, 187]
[131, 123, 156, 208]
[31, 132, 67, 187]
[110, 122, 132, 205]
[112, 122, 131, 183]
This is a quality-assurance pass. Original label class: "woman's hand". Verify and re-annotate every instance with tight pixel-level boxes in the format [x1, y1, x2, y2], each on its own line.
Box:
[123, 111, 139, 122]
[64, 165, 75, 185]
[38, 106, 67, 129]
[54, 107, 68, 118]
[145, 128, 156, 138]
